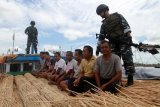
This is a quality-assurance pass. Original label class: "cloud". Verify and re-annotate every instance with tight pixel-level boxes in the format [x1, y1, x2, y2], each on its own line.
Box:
[121, 0, 160, 44]
[31, 0, 101, 40]
[0, 0, 27, 26]
[41, 44, 60, 51]
[0, 27, 27, 54]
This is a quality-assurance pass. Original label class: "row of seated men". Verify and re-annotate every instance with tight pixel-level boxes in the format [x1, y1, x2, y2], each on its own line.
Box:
[32, 40, 122, 95]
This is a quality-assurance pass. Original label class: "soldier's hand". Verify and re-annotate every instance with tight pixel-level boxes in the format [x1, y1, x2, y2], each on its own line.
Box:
[127, 32, 131, 37]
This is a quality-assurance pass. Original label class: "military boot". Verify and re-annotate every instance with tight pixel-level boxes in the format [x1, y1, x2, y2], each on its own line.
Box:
[26, 51, 30, 54]
[35, 50, 37, 54]
[125, 75, 134, 87]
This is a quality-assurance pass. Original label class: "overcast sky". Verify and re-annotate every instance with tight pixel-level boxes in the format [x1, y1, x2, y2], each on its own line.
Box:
[0, 0, 160, 64]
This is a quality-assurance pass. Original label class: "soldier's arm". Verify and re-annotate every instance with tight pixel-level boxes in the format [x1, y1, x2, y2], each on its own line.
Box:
[119, 14, 131, 36]
[25, 27, 28, 35]
[99, 24, 106, 41]
[36, 28, 38, 37]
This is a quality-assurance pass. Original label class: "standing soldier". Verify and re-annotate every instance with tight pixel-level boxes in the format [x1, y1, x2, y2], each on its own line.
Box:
[25, 21, 38, 54]
[96, 4, 135, 86]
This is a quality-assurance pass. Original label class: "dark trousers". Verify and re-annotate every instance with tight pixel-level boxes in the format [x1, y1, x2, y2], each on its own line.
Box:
[68, 76, 96, 93]
[100, 78, 120, 93]
[26, 37, 37, 54]
[112, 43, 135, 85]
[111, 36, 135, 75]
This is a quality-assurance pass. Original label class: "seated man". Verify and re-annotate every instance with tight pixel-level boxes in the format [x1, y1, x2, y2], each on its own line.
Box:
[31, 51, 45, 76]
[38, 51, 46, 72]
[48, 52, 66, 84]
[55, 51, 77, 87]
[94, 40, 122, 93]
[38, 52, 54, 78]
[42, 59, 55, 79]
[70, 45, 96, 93]
[59, 49, 82, 91]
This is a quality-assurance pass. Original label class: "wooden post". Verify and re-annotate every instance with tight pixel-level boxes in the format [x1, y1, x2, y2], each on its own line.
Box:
[20, 63, 23, 72]
[6, 63, 10, 73]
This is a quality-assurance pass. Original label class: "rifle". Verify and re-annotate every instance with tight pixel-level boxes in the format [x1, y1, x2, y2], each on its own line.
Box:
[131, 42, 160, 55]
[96, 33, 160, 55]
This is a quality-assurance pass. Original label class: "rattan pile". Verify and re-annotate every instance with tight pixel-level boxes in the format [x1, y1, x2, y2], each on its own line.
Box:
[118, 80, 160, 107]
[0, 75, 23, 107]
[0, 73, 159, 107]
[24, 73, 67, 103]
[15, 75, 52, 107]
[23, 73, 157, 107]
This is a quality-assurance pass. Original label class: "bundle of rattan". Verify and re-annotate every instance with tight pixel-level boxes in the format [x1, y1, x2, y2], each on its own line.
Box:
[24, 73, 67, 102]
[0, 75, 23, 107]
[24, 73, 45, 90]
[15, 75, 52, 107]
[0, 75, 14, 107]
[12, 87, 24, 107]
[38, 78, 68, 96]
[0, 75, 13, 98]
[119, 80, 160, 107]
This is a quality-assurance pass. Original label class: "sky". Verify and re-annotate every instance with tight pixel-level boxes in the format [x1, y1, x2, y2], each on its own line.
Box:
[0, 0, 160, 64]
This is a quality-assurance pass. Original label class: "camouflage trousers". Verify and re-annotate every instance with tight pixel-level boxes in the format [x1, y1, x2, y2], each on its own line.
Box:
[26, 37, 37, 54]
[111, 43, 135, 75]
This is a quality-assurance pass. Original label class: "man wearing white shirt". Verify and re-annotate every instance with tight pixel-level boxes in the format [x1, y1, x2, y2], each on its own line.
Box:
[60, 49, 82, 92]
[48, 52, 66, 84]
[54, 52, 66, 71]
[55, 51, 77, 86]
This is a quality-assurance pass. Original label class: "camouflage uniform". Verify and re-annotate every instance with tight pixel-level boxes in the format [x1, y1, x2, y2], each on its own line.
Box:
[25, 25, 38, 54]
[100, 12, 135, 86]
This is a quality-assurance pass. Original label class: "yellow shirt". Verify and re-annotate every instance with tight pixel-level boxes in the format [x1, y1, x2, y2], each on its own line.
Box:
[80, 56, 96, 77]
